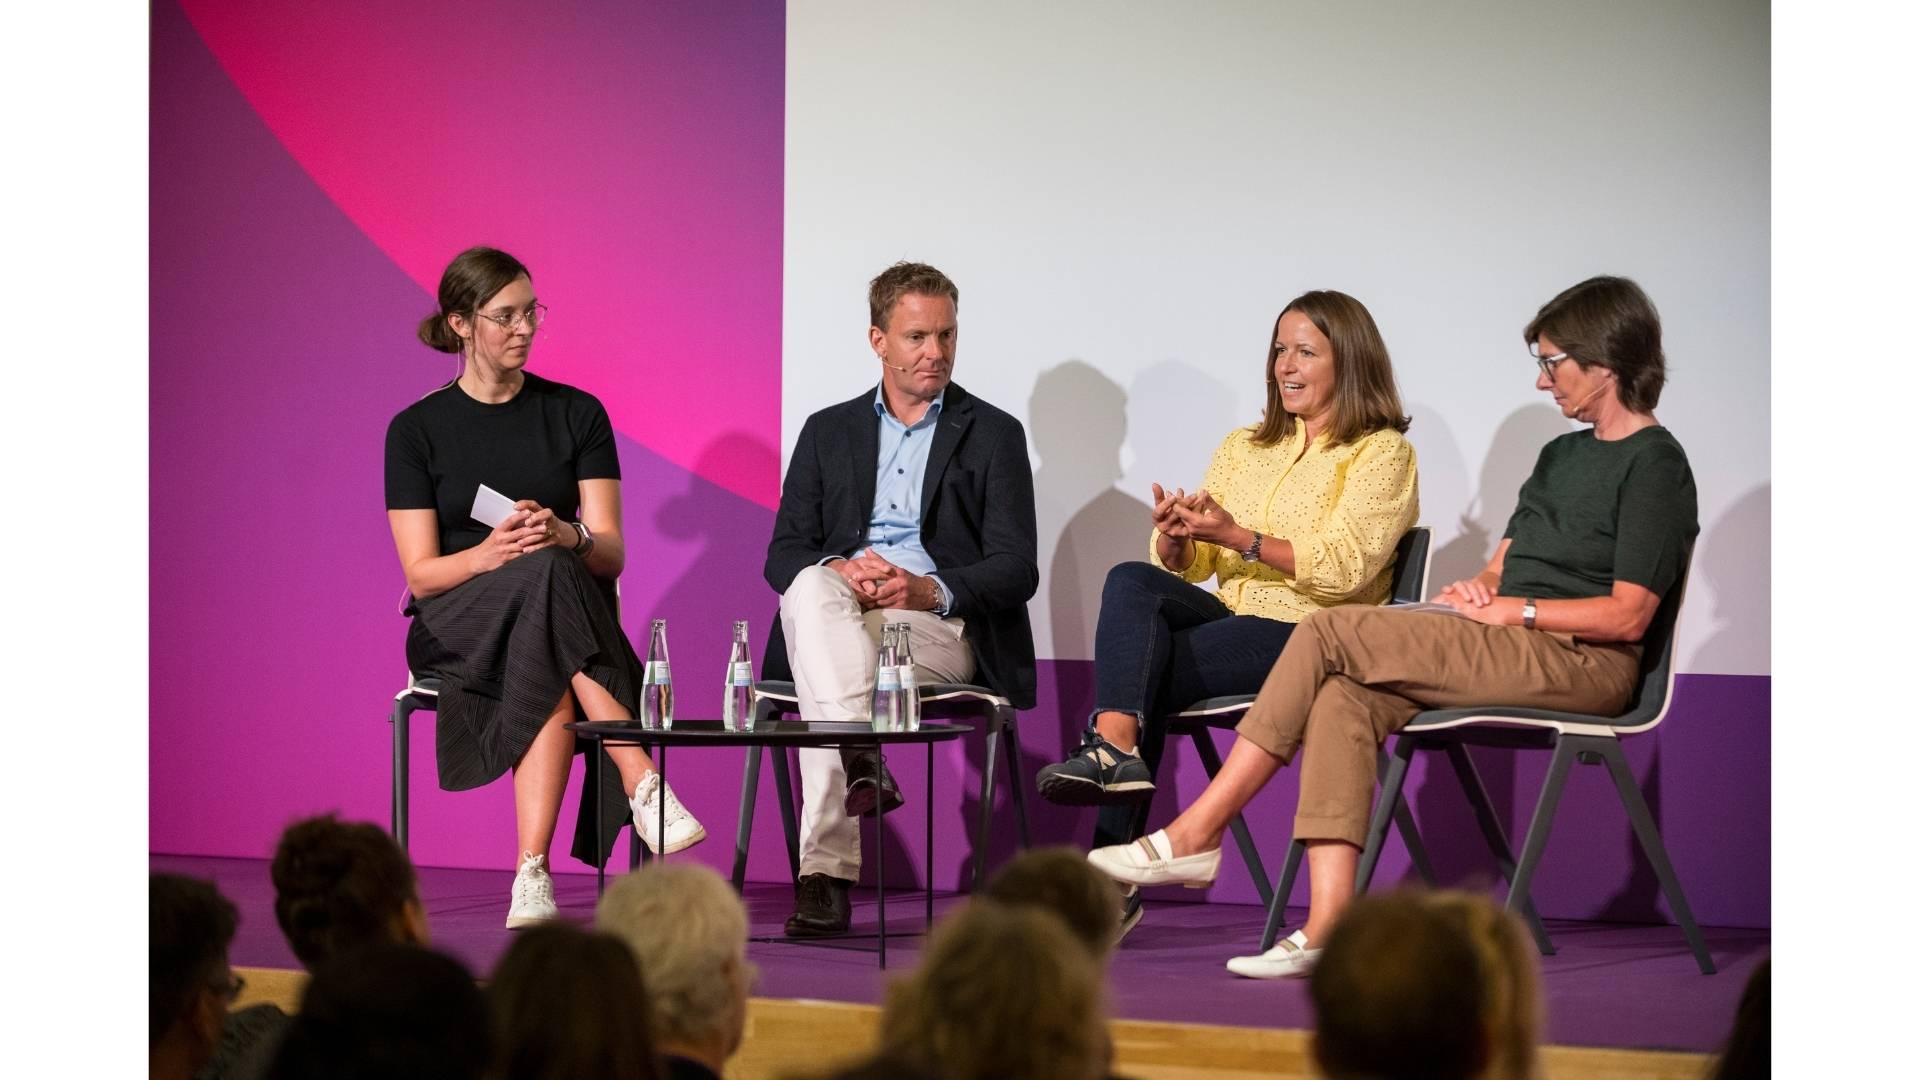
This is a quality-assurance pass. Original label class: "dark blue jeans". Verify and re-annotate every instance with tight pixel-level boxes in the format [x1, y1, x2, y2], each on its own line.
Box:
[1089, 561, 1296, 848]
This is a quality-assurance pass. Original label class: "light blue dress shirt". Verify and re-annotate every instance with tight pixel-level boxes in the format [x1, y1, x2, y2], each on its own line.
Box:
[825, 385, 953, 614]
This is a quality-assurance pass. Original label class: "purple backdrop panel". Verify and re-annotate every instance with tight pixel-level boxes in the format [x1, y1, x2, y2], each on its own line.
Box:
[175, 0, 786, 507]
[150, 0, 784, 873]
[1017, 663, 1769, 929]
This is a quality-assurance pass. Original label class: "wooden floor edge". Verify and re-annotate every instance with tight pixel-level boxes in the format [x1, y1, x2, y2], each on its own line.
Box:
[235, 968, 1713, 1080]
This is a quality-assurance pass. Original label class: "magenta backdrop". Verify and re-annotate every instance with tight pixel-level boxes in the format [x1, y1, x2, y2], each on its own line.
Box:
[150, 0, 1767, 927]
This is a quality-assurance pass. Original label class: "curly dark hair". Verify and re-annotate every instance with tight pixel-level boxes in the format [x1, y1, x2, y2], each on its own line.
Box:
[271, 814, 420, 969]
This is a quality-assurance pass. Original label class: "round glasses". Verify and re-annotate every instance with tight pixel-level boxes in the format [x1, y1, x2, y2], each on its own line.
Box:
[476, 302, 549, 334]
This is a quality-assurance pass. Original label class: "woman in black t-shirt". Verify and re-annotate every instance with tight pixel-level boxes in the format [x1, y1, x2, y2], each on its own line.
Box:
[1086, 276, 1697, 981]
[384, 247, 706, 930]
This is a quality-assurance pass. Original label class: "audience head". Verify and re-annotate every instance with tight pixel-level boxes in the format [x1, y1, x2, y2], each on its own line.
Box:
[1310, 889, 1540, 1080]
[595, 862, 754, 1070]
[271, 813, 426, 969]
[268, 943, 489, 1080]
[150, 873, 241, 1071]
[487, 923, 664, 1080]
[867, 260, 959, 332]
[1253, 288, 1410, 448]
[1709, 958, 1769, 1080]
[419, 246, 533, 354]
[984, 845, 1121, 957]
[1523, 275, 1666, 412]
[880, 900, 1109, 1080]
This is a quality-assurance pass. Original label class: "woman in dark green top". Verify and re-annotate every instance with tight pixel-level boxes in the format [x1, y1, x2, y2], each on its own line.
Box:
[1086, 276, 1697, 980]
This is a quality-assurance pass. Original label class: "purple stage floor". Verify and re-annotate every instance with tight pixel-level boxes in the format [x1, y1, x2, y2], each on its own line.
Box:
[154, 853, 1767, 1055]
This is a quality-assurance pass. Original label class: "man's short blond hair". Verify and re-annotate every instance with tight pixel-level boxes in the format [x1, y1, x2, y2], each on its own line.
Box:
[868, 261, 958, 330]
[594, 863, 753, 1050]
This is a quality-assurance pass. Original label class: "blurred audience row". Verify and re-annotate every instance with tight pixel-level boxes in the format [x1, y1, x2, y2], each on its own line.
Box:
[152, 819, 1767, 1080]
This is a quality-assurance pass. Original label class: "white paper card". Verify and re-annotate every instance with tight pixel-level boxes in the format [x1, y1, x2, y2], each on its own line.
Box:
[470, 484, 518, 529]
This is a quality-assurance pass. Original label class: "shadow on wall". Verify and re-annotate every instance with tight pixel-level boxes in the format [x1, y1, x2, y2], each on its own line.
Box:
[650, 431, 782, 665]
[1686, 482, 1770, 676]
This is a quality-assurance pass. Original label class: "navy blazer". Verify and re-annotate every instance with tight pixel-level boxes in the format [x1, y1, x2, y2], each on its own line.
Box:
[763, 382, 1039, 709]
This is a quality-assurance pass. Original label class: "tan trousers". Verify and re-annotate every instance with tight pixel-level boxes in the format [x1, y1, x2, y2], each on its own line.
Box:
[1234, 605, 1643, 848]
[780, 566, 975, 880]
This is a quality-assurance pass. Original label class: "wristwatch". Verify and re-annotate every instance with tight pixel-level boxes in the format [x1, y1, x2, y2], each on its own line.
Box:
[570, 521, 596, 559]
[1241, 532, 1264, 562]
[1522, 598, 1537, 630]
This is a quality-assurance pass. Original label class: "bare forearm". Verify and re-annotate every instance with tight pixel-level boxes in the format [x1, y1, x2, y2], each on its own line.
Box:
[577, 526, 625, 579]
[1479, 594, 1651, 642]
[404, 548, 483, 600]
[1231, 526, 1297, 577]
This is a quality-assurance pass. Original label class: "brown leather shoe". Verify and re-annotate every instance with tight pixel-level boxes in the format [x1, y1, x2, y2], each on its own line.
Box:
[784, 873, 852, 937]
[842, 750, 904, 818]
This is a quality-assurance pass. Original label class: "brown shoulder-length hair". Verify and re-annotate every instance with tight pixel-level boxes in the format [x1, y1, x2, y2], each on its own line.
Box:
[1250, 290, 1410, 448]
[1523, 275, 1666, 413]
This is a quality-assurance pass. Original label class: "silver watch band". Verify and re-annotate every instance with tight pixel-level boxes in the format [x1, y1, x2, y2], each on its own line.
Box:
[1242, 532, 1263, 561]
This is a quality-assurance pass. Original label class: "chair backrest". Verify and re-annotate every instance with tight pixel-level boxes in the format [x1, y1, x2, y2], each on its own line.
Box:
[1610, 546, 1694, 731]
[1387, 526, 1432, 605]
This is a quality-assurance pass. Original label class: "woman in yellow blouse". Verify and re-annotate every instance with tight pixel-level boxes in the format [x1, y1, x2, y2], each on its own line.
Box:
[1037, 289, 1418, 898]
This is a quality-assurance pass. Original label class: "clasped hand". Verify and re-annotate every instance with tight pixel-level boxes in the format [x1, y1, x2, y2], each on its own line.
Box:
[471, 500, 573, 574]
[1433, 576, 1508, 625]
[1150, 483, 1246, 549]
[834, 548, 936, 611]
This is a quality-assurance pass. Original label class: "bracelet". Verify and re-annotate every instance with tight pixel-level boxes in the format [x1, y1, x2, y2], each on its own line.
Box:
[1241, 532, 1264, 562]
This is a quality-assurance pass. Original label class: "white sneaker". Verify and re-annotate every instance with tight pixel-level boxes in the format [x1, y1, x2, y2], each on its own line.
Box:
[631, 773, 707, 855]
[1087, 830, 1221, 889]
[506, 851, 558, 929]
[1225, 929, 1323, 979]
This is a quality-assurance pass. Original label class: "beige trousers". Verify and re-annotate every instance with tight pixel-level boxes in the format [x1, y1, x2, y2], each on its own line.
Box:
[780, 565, 975, 880]
[1234, 605, 1643, 847]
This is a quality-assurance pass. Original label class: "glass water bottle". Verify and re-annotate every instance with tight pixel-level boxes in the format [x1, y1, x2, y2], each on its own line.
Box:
[870, 624, 904, 733]
[640, 619, 673, 730]
[894, 622, 921, 732]
[722, 619, 755, 732]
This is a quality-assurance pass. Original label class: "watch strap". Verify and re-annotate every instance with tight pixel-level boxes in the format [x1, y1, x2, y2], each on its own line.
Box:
[1242, 532, 1264, 562]
[1522, 598, 1537, 630]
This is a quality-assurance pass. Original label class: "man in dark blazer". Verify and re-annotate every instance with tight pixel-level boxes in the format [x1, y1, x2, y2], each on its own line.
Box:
[763, 261, 1037, 937]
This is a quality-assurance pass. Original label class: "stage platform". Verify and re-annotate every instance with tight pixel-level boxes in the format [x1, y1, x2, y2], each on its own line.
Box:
[155, 853, 1763, 1074]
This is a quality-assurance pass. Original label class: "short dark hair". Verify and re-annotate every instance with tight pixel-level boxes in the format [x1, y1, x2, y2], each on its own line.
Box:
[418, 246, 531, 354]
[868, 261, 958, 331]
[271, 814, 420, 969]
[488, 924, 664, 1080]
[150, 873, 238, 1049]
[268, 945, 489, 1080]
[985, 847, 1120, 957]
[1250, 290, 1411, 448]
[1310, 893, 1488, 1080]
[1523, 275, 1667, 412]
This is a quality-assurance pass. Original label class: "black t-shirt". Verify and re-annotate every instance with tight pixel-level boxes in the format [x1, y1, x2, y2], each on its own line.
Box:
[1499, 425, 1697, 602]
[384, 372, 621, 557]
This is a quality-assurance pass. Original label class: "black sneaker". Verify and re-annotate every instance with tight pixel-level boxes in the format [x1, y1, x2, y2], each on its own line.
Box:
[1035, 733, 1155, 806]
[1117, 885, 1145, 944]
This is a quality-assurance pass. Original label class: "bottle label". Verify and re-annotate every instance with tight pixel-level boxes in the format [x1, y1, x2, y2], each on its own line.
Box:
[897, 666, 917, 691]
[874, 666, 901, 692]
[646, 661, 671, 684]
[729, 661, 753, 686]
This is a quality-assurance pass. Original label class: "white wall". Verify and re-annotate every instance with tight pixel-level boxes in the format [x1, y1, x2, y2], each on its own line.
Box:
[784, 0, 1769, 675]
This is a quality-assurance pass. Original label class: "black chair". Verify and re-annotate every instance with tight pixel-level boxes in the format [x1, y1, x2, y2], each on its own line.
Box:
[1152, 527, 1434, 910]
[730, 618, 1032, 893]
[1326, 551, 1715, 974]
[389, 579, 643, 868]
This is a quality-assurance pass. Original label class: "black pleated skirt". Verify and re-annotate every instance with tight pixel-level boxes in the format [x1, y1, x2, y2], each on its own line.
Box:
[405, 546, 636, 867]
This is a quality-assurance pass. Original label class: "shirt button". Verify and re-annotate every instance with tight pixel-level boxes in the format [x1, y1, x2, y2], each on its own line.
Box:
[890, 503, 897, 509]
[897, 468, 904, 474]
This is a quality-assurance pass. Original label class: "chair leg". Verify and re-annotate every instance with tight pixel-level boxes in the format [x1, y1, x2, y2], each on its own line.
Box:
[770, 745, 800, 883]
[1390, 800, 1437, 885]
[1506, 740, 1579, 945]
[1442, 742, 1555, 956]
[973, 715, 1005, 892]
[999, 708, 1033, 849]
[1190, 726, 1275, 909]
[1588, 737, 1717, 975]
[390, 697, 411, 853]
[731, 746, 764, 891]
[1355, 738, 1415, 892]
[1260, 839, 1307, 951]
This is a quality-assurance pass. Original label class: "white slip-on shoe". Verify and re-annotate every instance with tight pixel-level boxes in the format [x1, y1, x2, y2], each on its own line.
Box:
[506, 851, 558, 929]
[1087, 829, 1221, 889]
[631, 773, 707, 855]
[1225, 930, 1323, 979]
